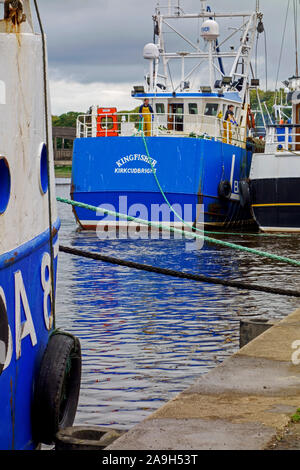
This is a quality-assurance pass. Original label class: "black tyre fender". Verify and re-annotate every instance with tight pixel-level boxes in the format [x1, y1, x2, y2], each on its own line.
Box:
[218, 180, 232, 200]
[239, 179, 251, 208]
[32, 331, 82, 445]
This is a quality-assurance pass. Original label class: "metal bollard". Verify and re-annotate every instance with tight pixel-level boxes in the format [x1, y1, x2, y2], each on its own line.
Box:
[55, 426, 125, 450]
[239, 318, 276, 349]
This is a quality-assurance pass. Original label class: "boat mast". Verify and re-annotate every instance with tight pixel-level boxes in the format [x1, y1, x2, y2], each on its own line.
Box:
[293, 0, 299, 76]
[149, 3, 259, 100]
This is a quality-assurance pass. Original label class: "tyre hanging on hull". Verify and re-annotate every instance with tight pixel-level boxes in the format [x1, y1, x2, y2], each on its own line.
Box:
[218, 180, 232, 200]
[32, 331, 82, 445]
[239, 179, 251, 208]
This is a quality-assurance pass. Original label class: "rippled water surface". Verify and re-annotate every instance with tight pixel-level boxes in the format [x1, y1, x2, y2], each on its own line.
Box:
[55, 180, 300, 430]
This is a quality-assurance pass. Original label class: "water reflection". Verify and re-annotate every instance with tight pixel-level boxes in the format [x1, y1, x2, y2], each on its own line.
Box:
[55, 180, 300, 429]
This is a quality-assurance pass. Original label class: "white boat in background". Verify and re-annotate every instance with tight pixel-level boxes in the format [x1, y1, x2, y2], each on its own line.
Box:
[250, 1, 300, 232]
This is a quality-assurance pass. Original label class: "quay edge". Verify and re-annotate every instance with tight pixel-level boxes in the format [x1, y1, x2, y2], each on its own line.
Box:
[107, 308, 300, 450]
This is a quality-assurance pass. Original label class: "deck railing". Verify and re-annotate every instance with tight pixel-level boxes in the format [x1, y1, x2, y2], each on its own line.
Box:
[76, 112, 247, 147]
[265, 125, 300, 152]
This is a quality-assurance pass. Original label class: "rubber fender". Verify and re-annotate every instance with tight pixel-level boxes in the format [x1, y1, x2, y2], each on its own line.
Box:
[32, 331, 82, 445]
[55, 426, 126, 450]
[239, 179, 251, 208]
[218, 180, 232, 200]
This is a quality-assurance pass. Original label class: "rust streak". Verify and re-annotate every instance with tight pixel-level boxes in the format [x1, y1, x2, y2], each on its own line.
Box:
[4, 251, 18, 265]
[9, 377, 15, 450]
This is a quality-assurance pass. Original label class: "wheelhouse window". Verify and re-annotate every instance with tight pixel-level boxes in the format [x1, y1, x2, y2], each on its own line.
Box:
[188, 103, 198, 115]
[156, 103, 165, 114]
[204, 103, 219, 116]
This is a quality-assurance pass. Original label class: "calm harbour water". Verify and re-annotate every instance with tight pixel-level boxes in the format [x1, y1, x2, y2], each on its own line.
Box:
[55, 180, 300, 431]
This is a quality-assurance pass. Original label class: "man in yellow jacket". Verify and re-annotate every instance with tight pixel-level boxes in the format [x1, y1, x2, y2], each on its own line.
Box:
[223, 105, 238, 144]
[139, 99, 154, 137]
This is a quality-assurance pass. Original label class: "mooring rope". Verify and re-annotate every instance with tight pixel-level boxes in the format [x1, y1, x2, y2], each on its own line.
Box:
[59, 245, 300, 298]
[139, 119, 289, 239]
[34, 0, 56, 327]
[57, 196, 300, 267]
[140, 119, 202, 235]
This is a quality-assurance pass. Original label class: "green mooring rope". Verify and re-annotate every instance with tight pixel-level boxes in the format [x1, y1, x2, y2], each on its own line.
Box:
[56, 196, 300, 268]
[139, 118, 289, 239]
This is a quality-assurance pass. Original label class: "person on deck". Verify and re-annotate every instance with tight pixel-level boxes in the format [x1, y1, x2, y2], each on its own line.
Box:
[139, 99, 154, 137]
[223, 105, 238, 144]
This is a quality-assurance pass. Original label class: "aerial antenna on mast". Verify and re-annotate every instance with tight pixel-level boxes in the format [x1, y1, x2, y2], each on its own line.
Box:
[256, 0, 260, 12]
[200, 1, 207, 13]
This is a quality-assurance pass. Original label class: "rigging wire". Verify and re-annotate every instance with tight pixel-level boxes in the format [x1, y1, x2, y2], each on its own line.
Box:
[294, 0, 299, 76]
[264, 28, 268, 90]
[275, 0, 290, 92]
[255, 30, 259, 79]
[33, 0, 56, 328]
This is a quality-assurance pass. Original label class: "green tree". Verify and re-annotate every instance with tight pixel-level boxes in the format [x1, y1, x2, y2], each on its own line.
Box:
[52, 111, 83, 127]
[250, 89, 291, 124]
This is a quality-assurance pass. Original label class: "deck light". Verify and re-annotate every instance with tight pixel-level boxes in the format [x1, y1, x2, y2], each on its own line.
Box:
[251, 79, 260, 87]
[200, 86, 212, 93]
[221, 76, 232, 86]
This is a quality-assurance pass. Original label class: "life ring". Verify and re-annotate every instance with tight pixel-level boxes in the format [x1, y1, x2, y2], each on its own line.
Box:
[247, 107, 255, 129]
[239, 179, 251, 208]
[32, 332, 82, 445]
[218, 180, 232, 200]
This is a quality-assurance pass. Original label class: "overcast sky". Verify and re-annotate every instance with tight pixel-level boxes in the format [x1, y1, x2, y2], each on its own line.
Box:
[34, 0, 299, 115]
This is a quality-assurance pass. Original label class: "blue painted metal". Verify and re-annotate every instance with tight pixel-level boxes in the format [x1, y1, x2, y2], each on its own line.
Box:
[132, 92, 242, 102]
[0, 218, 60, 450]
[0, 158, 11, 214]
[71, 136, 252, 228]
[276, 126, 292, 144]
[40, 144, 49, 194]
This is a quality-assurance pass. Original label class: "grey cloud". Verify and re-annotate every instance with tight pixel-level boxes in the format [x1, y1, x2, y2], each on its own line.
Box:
[36, 0, 299, 89]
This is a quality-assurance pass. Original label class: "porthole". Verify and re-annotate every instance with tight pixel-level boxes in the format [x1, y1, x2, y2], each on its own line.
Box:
[0, 157, 11, 214]
[39, 143, 48, 194]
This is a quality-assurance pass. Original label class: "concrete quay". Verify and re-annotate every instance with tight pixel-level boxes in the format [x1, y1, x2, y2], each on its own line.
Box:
[108, 308, 300, 450]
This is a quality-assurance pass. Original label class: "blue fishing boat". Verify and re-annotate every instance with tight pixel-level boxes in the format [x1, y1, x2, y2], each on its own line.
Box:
[71, 1, 264, 232]
[0, 1, 81, 450]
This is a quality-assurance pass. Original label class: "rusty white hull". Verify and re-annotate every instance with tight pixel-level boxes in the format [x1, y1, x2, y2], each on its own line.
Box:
[0, 1, 59, 450]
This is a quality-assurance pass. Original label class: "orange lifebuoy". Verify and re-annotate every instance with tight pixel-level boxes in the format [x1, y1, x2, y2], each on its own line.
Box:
[247, 107, 255, 129]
